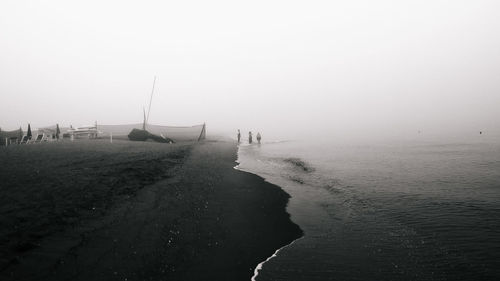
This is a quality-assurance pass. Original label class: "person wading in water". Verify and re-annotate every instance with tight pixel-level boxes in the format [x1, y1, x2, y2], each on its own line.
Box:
[248, 131, 253, 144]
[237, 129, 241, 143]
[256, 132, 261, 144]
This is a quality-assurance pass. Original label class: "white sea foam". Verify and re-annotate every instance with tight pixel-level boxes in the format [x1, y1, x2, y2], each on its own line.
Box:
[251, 237, 303, 281]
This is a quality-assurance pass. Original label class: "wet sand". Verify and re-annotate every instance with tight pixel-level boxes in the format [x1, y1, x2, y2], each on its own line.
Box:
[0, 138, 302, 281]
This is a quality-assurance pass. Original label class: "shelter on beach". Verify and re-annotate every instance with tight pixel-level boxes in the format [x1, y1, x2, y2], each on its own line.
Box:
[0, 127, 23, 145]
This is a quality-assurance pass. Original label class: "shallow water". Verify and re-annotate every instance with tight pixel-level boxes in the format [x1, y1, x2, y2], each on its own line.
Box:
[237, 135, 500, 280]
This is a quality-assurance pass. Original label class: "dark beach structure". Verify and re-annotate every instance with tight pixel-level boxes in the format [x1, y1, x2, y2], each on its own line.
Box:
[0, 127, 23, 145]
[127, 128, 174, 143]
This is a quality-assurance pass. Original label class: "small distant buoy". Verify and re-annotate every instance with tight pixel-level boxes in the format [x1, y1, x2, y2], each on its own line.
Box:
[480, 131, 482, 135]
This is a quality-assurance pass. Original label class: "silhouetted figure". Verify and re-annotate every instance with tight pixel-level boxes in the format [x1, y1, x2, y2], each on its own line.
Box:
[256, 132, 261, 144]
[248, 131, 253, 144]
[237, 129, 241, 143]
[480, 131, 482, 135]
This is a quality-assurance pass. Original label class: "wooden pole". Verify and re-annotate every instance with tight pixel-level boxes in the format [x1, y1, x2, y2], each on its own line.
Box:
[143, 107, 147, 130]
[5, 137, 7, 147]
[197, 123, 206, 141]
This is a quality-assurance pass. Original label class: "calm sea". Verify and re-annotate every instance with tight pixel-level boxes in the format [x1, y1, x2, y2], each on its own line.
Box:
[237, 135, 500, 281]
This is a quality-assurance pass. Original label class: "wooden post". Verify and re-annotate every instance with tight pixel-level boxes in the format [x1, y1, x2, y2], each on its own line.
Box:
[197, 123, 206, 141]
[5, 137, 7, 147]
[110, 132, 113, 143]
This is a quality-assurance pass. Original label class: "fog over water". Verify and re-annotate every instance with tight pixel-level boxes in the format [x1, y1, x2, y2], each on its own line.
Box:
[1, 0, 499, 140]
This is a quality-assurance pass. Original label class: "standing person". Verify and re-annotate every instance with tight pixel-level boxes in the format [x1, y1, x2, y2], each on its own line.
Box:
[237, 129, 241, 143]
[256, 132, 261, 144]
[248, 131, 253, 144]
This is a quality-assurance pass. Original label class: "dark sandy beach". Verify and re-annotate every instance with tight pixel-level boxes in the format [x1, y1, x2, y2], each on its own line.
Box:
[0, 138, 302, 281]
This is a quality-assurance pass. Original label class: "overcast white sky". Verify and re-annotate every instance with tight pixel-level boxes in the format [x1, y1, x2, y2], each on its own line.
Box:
[1, 0, 499, 139]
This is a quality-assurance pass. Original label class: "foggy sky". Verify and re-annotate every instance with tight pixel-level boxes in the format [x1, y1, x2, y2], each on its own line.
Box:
[1, 0, 499, 140]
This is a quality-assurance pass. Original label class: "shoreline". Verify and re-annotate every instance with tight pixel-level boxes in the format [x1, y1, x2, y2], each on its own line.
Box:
[251, 237, 304, 281]
[233, 157, 306, 281]
[0, 138, 302, 280]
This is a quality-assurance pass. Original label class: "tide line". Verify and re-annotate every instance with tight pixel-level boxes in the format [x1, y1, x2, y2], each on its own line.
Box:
[251, 236, 304, 281]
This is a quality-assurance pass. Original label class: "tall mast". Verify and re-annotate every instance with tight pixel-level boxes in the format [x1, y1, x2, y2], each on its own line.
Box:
[146, 76, 156, 125]
[143, 107, 147, 130]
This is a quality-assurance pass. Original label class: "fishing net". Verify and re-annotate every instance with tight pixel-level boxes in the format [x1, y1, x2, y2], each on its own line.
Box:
[97, 123, 206, 142]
